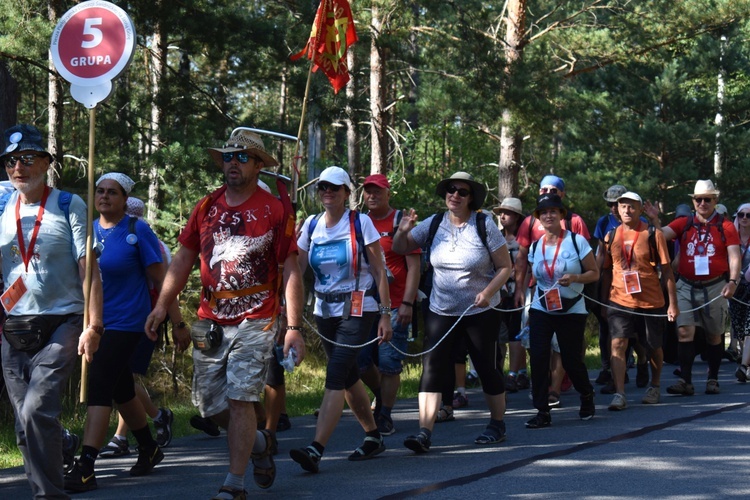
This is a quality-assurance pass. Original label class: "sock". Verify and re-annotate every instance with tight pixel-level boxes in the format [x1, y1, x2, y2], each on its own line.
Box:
[677, 341, 696, 384]
[456, 387, 466, 396]
[114, 433, 127, 442]
[79, 445, 98, 473]
[213, 472, 244, 498]
[380, 406, 392, 419]
[706, 343, 723, 380]
[418, 427, 432, 440]
[131, 425, 157, 451]
[310, 441, 325, 456]
[252, 430, 272, 468]
[356, 429, 383, 455]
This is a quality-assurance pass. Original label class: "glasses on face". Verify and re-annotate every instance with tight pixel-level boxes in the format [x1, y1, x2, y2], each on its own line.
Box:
[607, 202, 617, 208]
[737, 212, 750, 219]
[446, 185, 471, 197]
[541, 187, 559, 194]
[4, 154, 45, 168]
[222, 152, 255, 164]
[317, 182, 343, 192]
[693, 197, 715, 205]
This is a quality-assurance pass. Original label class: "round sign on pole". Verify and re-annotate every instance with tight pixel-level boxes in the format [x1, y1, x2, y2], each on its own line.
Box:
[50, 0, 136, 108]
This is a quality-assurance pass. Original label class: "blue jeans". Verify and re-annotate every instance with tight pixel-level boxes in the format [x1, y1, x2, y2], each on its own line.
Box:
[356, 309, 409, 375]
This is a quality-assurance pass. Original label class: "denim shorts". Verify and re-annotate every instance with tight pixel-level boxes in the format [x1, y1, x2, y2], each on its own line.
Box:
[356, 309, 409, 375]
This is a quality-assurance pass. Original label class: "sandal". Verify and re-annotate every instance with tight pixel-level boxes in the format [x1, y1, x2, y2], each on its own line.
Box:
[435, 406, 455, 423]
[211, 486, 247, 500]
[475, 425, 506, 445]
[251, 429, 276, 489]
[348, 436, 385, 461]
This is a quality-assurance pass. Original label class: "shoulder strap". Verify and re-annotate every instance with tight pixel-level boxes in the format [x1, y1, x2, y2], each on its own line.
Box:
[306, 213, 324, 250]
[425, 212, 443, 251]
[197, 185, 228, 225]
[0, 191, 12, 216]
[390, 209, 403, 237]
[476, 212, 490, 253]
[351, 210, 369, 265]
[605, 227, 617, 255]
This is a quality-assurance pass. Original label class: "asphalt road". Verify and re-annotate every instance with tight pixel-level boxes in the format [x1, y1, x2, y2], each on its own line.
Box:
[2, 362, 750, 499]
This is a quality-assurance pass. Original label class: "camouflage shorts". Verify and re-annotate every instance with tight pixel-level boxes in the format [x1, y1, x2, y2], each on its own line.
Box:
[191, 318, 275, 417]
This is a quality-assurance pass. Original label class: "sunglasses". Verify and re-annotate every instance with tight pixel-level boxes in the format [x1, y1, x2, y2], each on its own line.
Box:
[446, 185, 471, 197]
[541, 187, 559, 194]
[4, 154, 45, 168]
[737, 212, 750, 219]
[317, 182, 343, 192]
[693, 197, 715, 205]
[221, 152, 256, 164]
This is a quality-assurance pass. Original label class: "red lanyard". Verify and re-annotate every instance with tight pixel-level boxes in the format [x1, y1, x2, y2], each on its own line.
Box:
[15, 186, 50, 273]
[619, 222, 642, 270]
[542, 230, 565, 280]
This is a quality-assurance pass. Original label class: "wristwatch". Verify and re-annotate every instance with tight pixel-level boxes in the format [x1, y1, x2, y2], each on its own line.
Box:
[729, 279, 739, 285]
[174, 321, 186, 329]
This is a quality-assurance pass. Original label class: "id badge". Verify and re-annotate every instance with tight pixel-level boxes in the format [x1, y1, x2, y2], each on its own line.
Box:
[350, 290, 364, 317]
[1, 276, 28, 313]
[623, 271, 642, 294]
[545, 288, 563, 311]
[694, 255, 710, 276]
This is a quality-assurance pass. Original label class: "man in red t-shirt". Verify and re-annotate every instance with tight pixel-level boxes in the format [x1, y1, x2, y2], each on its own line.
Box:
[645, 179, 741, 397]
[145, 129, 305, 497]
[357, 174, 421, 436]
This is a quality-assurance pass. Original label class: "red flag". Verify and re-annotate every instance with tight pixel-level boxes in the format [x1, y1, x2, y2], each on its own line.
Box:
[291, 0, 358, 93]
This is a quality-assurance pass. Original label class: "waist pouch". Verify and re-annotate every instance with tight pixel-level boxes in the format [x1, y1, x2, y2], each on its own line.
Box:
[190, 319, 224, 351]
[3, 314, 70, 353]
[537, 289, 584, 313]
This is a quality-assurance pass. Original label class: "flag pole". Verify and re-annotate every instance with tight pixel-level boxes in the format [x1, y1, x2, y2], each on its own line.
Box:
[80, 108, 96, 403]
[292, 61, 314, 197]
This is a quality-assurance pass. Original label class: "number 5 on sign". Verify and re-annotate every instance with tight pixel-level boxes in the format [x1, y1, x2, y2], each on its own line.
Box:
[81, 18, 103, 49]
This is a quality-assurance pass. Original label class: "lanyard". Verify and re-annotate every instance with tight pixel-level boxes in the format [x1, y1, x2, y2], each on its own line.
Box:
[542, 230, 565, 280]
[15, 186, 50, 273]
[619, 222, 642, 270]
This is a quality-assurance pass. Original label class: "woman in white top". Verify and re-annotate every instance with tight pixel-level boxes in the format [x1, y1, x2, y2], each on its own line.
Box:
[730, 203, 750, 381]
[291, 166, 392, 473]
[524, 194, 599, 429]
[393, 171, 512, 452]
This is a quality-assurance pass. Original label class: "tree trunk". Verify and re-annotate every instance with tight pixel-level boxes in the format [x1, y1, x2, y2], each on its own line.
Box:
[714, 34, 726, 178]
[497, 0, 527, 199]
[147, 5, 167, 223]
[405, 1, 420, 175]
[0, 62, 17, 181]
[370, 2, 387, 175]
[278, 64, 288, 165]
[47, 0, 64, 187]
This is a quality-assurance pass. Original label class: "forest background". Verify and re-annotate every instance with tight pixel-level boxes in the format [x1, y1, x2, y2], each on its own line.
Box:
[2, 0, 750, 461]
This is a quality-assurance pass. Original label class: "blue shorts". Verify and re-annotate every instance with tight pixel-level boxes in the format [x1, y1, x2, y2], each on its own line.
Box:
[356, 309, 409, 375]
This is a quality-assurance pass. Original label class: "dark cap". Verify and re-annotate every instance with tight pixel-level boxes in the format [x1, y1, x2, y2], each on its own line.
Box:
[533, 193, 567, 219]
[2, 124, 49, 158]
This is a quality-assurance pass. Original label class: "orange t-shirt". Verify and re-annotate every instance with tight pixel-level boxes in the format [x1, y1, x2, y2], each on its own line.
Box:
[604, 223, 670, 309]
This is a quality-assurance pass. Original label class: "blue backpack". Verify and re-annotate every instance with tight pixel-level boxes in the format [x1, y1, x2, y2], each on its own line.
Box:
[0, 189, 73, 223]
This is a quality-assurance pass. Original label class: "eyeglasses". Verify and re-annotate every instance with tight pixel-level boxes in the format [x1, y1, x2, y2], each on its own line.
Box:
[317, 182, 343, 192]
[222, 152, 256, 164]
[4, 154, 45, 168]
[607, 202, 617, 208]
[737, 212, 750, 219]
[693, 197, 715, 205]
[446, 185, 471, 197]
[541, 187, 559, 194]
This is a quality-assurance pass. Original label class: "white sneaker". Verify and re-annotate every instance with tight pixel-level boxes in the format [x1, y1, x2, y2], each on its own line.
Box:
[607, 392, 628, 411]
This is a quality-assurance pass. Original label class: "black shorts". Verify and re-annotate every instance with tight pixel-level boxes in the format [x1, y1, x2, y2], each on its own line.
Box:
[608, 305, 666, 351]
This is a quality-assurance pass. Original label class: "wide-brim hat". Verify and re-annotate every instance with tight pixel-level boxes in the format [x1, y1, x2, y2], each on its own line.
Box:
[603, 184, 628, 202]
[493, 197, 524, 217]
[435, 171, 487, 211]
[533, 193, 567, 219]
[691, 179, 720, 197]
[2, 124, 50, 158]
[208, 129, 278, 168]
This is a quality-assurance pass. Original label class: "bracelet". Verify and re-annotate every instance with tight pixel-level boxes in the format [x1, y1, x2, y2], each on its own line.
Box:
[173, 321, 186, 329]
[87, 324, 104, 336]
[286, 326, 303, 331]
[379, 305, 392, 315]
[729, 279, 739, 285]
[401, 301, 413, 307]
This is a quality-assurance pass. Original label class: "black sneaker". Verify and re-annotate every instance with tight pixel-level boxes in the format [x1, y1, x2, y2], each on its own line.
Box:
[129, 445, 164, 476]
[276, 413, 292, 432]
[525, 411, 552, 429]
[64, 460, 97, 492]
[403, 432, 431, 454]
[579, 393, 596, 421]
[62, 429, 80, 474]
[154, 408, 174, 447]
[190, 415, 221, 437]
[290, 446, 321, 473]
[594, 369, 611, 385]
[636, 364, 649, 388]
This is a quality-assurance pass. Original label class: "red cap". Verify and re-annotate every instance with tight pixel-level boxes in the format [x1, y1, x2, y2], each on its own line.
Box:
[363, 174, 390, 189]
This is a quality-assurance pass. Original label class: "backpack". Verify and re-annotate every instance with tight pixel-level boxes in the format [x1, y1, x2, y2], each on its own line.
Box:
[604, 223, 661, 272]
[418, 211, 493, 297]
[306, 210, 369, 265]
[679, 213, 726, 245]
[0, 189, 73, 223]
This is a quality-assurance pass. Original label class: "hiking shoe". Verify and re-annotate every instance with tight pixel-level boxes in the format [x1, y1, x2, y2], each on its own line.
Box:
[129, 445, 164, 476]
[190, 415, 221, 437]
[525, 411, 552, 429]
[99, 436, 130, 458]
[64, 460, 97, 492]
[62, 429, 80, 474]
[735, 365, 748, 383]
[579, 393, 596, 420]
[505, 373, 519, 393]
[642, 386, 661, 405]
[705, 379, 720, 394]
[154, 408, 174, 447]
[600, 379, 616, 395]
[290, 445, 322, 473]
[404, 432, 431, 454]
[607, 393, 628, 411]
[516, 373, 530, 390]
[376, 413, 396, 436]
[211, 486, 247, 500]
[595, 369, 612, 385]
[452, 392, 469, 408]
[667, 379, 695, 396]
[548, 391, 561, 407]
[276, 413, 291, 432]
[636, 364, 649, 388]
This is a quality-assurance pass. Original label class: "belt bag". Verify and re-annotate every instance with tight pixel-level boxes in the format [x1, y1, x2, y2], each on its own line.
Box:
[190, 319, 224, 351]
[2, 315, 69, 353]
[538, 289, 584, 313]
